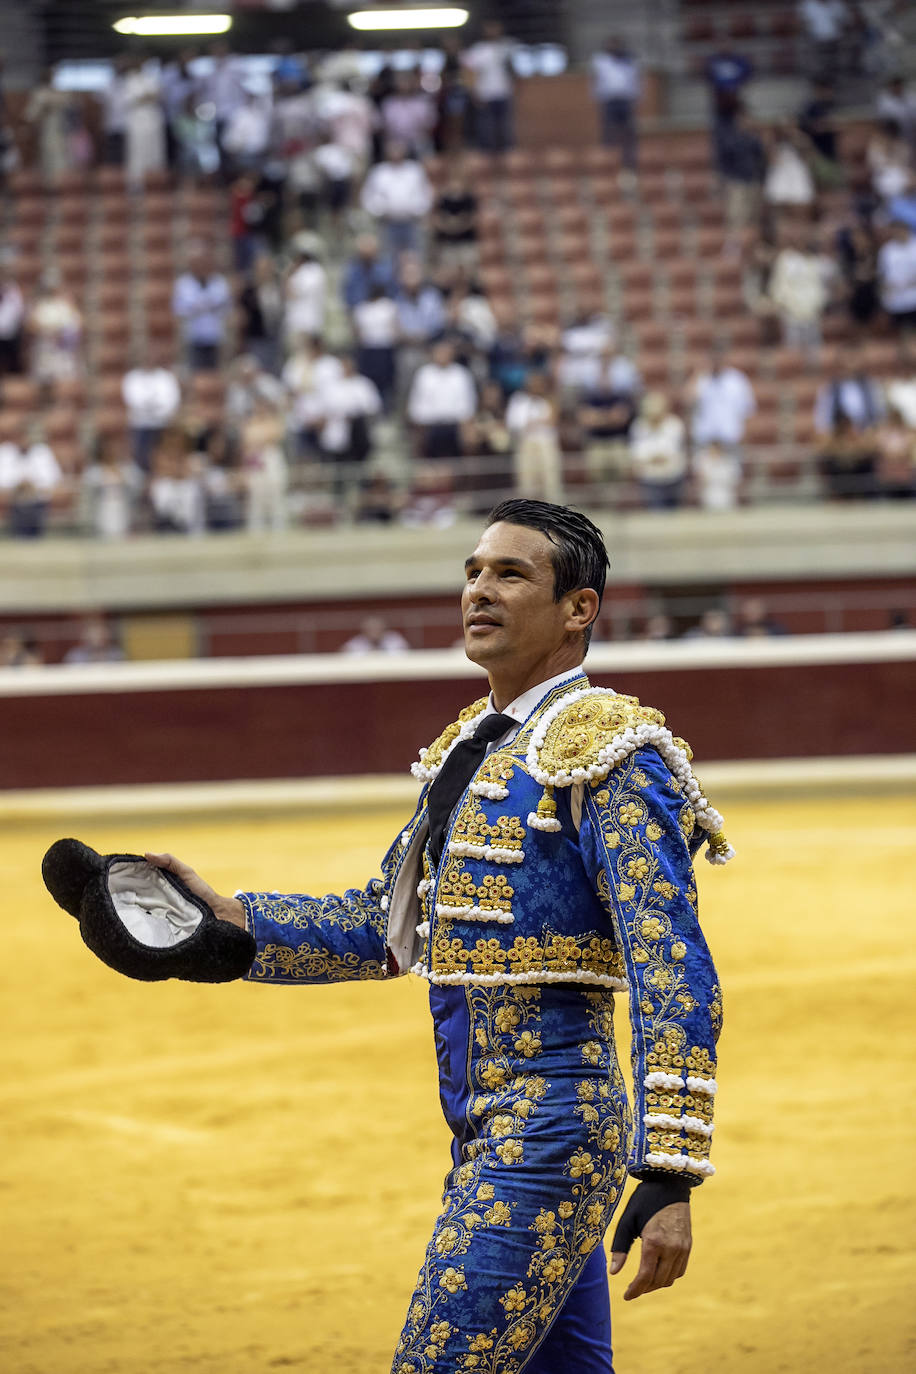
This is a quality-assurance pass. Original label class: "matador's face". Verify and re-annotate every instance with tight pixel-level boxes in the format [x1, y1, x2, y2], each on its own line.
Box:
[461, 522, 571, 676]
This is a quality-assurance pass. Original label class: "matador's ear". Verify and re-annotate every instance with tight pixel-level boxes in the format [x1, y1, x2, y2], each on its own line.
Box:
[42, 837, 256, 983]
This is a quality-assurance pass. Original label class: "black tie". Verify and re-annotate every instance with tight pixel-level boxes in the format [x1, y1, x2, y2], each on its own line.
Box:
[427, 713, 516, 869]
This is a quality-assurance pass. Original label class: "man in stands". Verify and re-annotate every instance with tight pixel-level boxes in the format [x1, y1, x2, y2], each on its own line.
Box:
[121, 342, 182, 472]
[407, 339, 477, 460]
[172, 242, 232, 372]
[361, 140, 434, 260]
[687, 345, 756, 457]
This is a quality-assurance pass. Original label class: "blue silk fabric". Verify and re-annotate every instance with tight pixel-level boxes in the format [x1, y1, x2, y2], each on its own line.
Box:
[390, 980, 625, 1372]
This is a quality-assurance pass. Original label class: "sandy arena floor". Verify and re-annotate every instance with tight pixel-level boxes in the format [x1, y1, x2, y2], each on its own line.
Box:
[1, 793, 914, 1374]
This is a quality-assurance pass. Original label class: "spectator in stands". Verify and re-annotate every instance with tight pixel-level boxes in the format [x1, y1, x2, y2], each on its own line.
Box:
[122, 345, 182, 472]
[160, 47, 199, 168]
[872, 405, 916, 499]
[684, 607, 733, 639]
[885, 372, 916, 430]
[240, 396, 287, 532]
[432, 164, 479, 269]
[201, 431, 245, 533]
[24, 70, 70, 184]
[355, 473, 402, 525]
[767, 227, 836, 360]
[28, 271, 82, 388]
[205, 38, 246, 165]
[82, 430, 143, 539]
[797, 80, 842, 185]
[283, 335, 343, 455]
[446, 282, 498, 360]
[836, 222, 880, 335]
[578, 363, 639, 489]
[505, 371, 563, 504]
[63, 615, 124, 665]
[866, 119, 912, 202]
[877, 220, 916, 356]
[380, 71, 436, 159]
[635, 613, 674, 642]
[814, 346, 883, 434]
[343, 615, 409, 654]
[407, 339, 476, 459]
[798, 1, 850, 80]
[342, 233, 399, 314]
[316, 353, 383, 498]
[717, 108, 766, 251]
[320, 79, 374, 178]
[558, 312, 617, 394]
[221, 89, 272, 177]
[149, 428, 206, 534]
[763, 123, 816, 210]
[123, 54, 167, 191]
[590, 36, 640, 175]
[0, 633, 43, 668]
[312, 130, 356, 229]
[463, 19, 516, 153]
[692, 441, 743, 512]
[283, 240, 327, 348]
[0, 257, 24, 375]
[239, 254, 284, 374]
[352, 285, 399, 412]
[688, 346, 756, 454]
[816, 414, 878, 499]
[877, 77, 916, 152]
[395, 258, 446, 398]
[629, 391, 688, 511]
[101, 54, 130, 165]
[0, 420, 63, 537]
[361, 141, 434, 260]
[704, 49, 754, 137]
[172, 244, 232, 371]
[735, 598, 788, 636]
[225, 353, 285, 433]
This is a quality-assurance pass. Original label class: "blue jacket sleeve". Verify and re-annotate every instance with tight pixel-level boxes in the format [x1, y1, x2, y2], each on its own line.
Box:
[578, 747, 723, 1182]
[238, 827, 409, 985]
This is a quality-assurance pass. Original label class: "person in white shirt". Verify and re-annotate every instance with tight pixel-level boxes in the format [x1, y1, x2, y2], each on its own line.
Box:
[240, 398, 287, 532]
[121, 346, 182, 470]
[629, 391, 688, 509]
[590, 37, 641, 171]
[557, 314, 618, 393]
[353, 286, 400, 411]
[0, 426, 63, 537]
[767, 231, 835, 359]
[283, 336, 344, 455]
[172, 245, 231, 371]
[688, 348, 756, 451]
[505, 371, 563, 504]
[312, 133, 356, 227]
[82, 431, 143, 539]
[221, 90, 272, 174]
[123, 57, 166, 191]
[317, 354, 383, 499]
[462, 20, 515, 152]
[318, 81, 374, 176]
[798, 0, 848, 78]
[692, 442, 743, 512]
[877, 221, 916, 350]
[29, 273, 82, 386]
[343, 614, 409, 654]
[407, 340, 477, 458]
[283, 244, 327, 346]
[361, 141, 433, 259]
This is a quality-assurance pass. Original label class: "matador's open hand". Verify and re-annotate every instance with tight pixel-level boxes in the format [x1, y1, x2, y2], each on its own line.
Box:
[610, 1199, 692, 1300]
[145, 852, 246, 929]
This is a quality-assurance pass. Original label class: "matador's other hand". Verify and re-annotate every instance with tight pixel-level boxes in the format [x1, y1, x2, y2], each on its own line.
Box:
[610, 1200, 692, 1301]
[145, 852, 246, 929]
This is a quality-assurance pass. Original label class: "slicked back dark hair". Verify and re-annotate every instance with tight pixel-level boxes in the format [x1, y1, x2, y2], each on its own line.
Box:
[485, 499, 609, 651]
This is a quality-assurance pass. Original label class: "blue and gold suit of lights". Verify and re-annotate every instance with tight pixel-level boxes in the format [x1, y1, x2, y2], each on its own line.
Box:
[237, 672, 728, 1373]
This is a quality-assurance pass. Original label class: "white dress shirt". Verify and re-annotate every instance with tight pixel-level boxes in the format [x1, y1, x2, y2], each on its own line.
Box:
[285, 261, 327, 339]
[121, 366, 181, 428]
[407, 362, 476, 425]
[878, 235, 916, 314]
[691, 367, 756, 446]
[361, 160, 433, 222]
[0, 441, 62, 493]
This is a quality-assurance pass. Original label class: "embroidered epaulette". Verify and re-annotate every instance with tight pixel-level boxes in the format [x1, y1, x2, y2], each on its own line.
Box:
[411, 696, 489, 783]
[525, 687, 733, 865]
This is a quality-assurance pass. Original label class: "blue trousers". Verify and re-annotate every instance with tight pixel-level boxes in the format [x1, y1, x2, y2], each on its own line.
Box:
[391, 982, 630, 1373]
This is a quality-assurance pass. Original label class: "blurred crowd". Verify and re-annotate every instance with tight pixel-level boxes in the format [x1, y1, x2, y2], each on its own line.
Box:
[1, 16, 916, 539]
